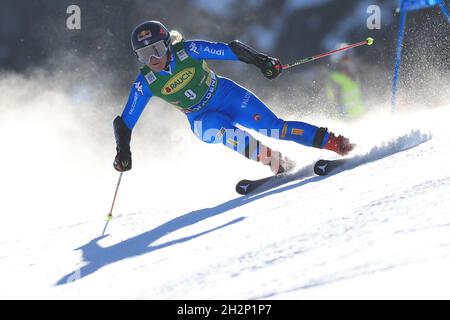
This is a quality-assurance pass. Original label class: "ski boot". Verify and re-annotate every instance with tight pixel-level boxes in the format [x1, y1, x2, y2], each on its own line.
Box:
[324, 132, 355, 156]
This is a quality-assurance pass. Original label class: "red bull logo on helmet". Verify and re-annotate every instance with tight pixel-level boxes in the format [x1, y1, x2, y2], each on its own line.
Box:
[137, 29, 152, 42]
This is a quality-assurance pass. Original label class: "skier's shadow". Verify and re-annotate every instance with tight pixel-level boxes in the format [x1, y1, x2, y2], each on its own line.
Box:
[56, 166, 322, 286]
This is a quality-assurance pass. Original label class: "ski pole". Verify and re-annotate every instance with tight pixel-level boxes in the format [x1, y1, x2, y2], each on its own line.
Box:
[282, 37, 375, 70]
[107, 172, 123, 220]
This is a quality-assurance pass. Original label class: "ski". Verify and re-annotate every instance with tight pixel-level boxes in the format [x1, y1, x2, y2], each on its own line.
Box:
[236, 159, 350, 195]
[235, 166, 306, 195]
[313, 158, 349, 176]
[236, 176, 276, 195]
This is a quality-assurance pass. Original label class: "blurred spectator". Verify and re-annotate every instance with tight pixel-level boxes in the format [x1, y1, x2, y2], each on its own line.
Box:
[326, 43, 366, 120]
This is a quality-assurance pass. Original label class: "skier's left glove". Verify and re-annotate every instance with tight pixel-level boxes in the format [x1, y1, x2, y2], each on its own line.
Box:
[228, 40, 282, 80]
[261, 57, 282, 80]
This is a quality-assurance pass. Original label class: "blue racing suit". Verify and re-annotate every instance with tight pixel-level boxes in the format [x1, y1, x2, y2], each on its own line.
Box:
[120, 40, 329, 162]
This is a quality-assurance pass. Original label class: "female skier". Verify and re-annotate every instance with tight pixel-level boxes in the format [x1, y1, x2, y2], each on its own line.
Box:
[113, 21, 354, 174]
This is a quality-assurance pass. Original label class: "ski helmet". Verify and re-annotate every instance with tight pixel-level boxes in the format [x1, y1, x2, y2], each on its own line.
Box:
[131, 21, 171, 64]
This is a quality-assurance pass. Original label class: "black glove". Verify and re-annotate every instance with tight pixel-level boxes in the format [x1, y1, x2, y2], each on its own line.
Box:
[228, 41, 282, 80]
[113, 116, 132, 172]
[261, 56, 282, 80]
[114, 147, 132, 172]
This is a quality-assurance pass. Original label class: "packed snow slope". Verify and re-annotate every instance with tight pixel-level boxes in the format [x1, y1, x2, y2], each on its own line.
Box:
[0, 73, 449, 298]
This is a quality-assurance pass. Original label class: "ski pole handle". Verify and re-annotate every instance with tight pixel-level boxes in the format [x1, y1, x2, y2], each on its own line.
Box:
[282, 37, 375, 70]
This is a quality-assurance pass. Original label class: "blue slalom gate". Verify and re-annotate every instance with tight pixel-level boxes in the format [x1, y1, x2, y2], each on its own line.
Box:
[392, 0, 450, 112]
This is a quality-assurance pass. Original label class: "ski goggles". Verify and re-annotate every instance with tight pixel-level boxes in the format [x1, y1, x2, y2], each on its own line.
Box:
[135, 40, 169, 64]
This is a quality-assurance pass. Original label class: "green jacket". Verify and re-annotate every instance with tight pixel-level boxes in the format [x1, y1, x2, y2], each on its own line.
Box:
[326, 71, 365, 119]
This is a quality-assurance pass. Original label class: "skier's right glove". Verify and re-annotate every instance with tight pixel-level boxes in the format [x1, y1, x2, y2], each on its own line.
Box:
[113, 115, 133, 172]
[114, 147, 132, 172]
